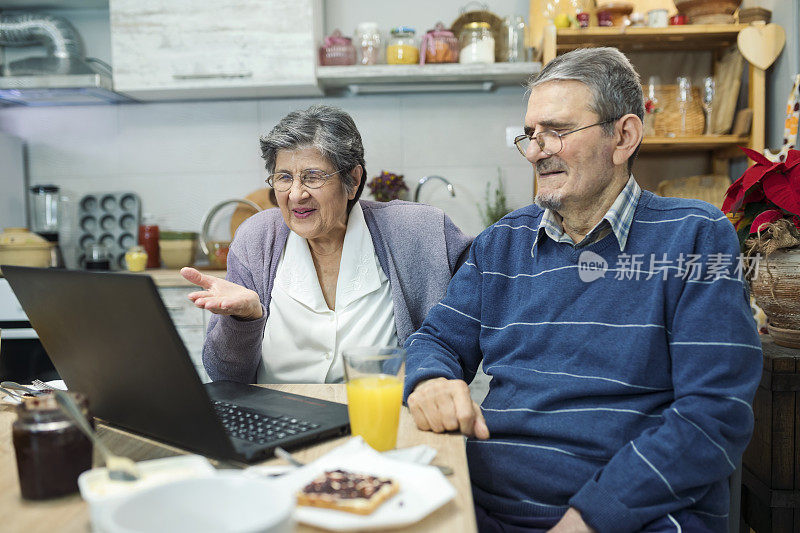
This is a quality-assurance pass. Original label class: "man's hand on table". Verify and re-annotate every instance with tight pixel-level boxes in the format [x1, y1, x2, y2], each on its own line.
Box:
[548, 508, 596, 533]
[181, 267, 263, 320]
[407, 377, 490, 439]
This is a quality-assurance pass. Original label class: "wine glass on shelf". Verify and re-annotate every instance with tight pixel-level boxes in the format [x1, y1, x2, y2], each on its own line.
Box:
[702, 76, 715, 135]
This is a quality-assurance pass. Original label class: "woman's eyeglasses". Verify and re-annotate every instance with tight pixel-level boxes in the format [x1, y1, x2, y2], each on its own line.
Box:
[513, 118, 619, 157]
[266, 169, 343, 191]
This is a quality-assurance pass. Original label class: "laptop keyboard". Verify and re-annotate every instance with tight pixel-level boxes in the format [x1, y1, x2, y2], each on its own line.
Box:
[212, 400, 320, 445]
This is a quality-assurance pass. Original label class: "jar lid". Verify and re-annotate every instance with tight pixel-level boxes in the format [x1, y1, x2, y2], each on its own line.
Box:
[323, 29, 352, 47]
[426, 22, 454, 36]
[30, 185, 59, 194]
[160, 231, 198, 240]
[18, 391, 87, 412]
[464, 22, 491, 29]
[356, 22, 379, 33]
[391, 26, 416, 35]
[0, 227, 50, 247]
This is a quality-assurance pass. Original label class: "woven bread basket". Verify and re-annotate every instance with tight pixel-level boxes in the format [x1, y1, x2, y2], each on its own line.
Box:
[647, 85, 705, 137]
[656, 174, 731, 208]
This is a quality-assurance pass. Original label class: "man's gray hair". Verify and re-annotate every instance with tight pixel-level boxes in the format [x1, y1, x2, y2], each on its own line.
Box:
[260, 104, 366, 212]
[528, 47, 644, 172]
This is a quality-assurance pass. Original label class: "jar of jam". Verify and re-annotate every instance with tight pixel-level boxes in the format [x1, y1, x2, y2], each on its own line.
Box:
[12, 393, 93, 500]
[319, 29, 357, 66]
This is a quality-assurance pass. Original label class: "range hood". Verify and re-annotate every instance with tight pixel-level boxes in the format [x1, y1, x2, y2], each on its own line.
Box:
[0, 12, 129, 106]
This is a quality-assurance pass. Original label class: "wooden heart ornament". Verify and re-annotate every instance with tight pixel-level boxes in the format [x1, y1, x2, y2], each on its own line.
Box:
[737, 23, 786, 70]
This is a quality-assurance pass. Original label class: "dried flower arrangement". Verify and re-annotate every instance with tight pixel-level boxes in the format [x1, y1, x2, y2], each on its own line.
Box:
[367, 171, 409, 202]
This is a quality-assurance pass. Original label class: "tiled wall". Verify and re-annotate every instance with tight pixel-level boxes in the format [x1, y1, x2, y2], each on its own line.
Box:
[0, 87, 536, 265]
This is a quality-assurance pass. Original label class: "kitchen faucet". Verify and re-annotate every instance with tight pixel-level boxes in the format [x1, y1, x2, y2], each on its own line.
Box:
[413, 175, 456, 203]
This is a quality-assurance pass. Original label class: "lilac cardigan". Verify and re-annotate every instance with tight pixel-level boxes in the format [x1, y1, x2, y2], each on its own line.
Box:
[202, 200, 473, 383]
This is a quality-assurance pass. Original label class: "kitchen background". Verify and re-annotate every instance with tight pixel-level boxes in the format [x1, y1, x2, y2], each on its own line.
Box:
[0, 0, 798, 266]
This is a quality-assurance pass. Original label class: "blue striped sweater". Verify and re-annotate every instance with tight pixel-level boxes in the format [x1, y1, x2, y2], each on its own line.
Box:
[403, 190, 762, 533]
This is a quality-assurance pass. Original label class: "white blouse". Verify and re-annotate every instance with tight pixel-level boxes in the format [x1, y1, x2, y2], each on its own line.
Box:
[257, 203, 398, 384]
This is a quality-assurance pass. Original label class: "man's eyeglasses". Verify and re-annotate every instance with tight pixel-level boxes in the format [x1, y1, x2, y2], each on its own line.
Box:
[265, 169, 343, 192]
[514, 118, 620, 157]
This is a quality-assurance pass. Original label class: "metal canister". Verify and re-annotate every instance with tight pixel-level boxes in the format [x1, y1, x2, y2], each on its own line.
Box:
[12, 392, 93, 499]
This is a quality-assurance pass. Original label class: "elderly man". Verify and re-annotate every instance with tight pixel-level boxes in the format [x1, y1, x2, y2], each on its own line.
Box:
[404, 47, 761, 533]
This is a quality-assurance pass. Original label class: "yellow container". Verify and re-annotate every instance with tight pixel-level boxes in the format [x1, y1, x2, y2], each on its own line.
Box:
[124, 245, 148, 272]
[0, 228, 52, 274]
[159, 239, 197, 269]
[387, 44, 419, 64]
[387, 27, 419, 64]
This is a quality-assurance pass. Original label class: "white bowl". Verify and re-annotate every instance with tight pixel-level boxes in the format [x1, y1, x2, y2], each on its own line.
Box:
[95, 472, 293, 533]
[79, 455, 216, 529]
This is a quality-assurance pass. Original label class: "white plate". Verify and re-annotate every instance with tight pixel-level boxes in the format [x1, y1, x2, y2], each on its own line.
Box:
[276, 449, 456, 531]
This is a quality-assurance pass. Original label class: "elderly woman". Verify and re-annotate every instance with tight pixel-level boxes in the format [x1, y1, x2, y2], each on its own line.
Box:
[181, 105, 471, 384]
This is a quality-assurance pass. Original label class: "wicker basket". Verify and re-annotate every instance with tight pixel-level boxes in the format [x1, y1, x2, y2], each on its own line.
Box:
[647, 85, 705, 137]
[451, 3, 503, 59]
[656, 174, 731, 208]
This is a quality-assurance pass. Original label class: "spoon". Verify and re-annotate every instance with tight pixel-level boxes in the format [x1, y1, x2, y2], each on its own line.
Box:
[1, 381, 45, 396]
[53, 390, 140, 482]
[0, 385, 24, 400]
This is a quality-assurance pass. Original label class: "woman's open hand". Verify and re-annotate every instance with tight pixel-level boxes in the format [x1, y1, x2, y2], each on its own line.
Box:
[180, 267, 263, 320]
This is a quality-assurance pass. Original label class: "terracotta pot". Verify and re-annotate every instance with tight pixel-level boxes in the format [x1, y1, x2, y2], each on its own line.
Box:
[750, 247, 800, 348]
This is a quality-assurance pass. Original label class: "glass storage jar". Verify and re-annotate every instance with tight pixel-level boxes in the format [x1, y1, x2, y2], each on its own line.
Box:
[386, 27, 419, 65]
[420, 22, 458, 64]
[498, 16, 527, 62]
[13, 393, 93, 500]
[355, 22, 382, 65]
[458, 22, 495, 64]
[319, 29, 356, 66]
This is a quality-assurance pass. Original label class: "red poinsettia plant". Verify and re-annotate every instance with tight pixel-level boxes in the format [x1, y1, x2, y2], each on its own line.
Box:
[722, 147, 800, 250]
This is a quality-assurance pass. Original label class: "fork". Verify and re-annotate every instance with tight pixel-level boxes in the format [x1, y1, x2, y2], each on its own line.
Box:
[32, 379, 59, 391]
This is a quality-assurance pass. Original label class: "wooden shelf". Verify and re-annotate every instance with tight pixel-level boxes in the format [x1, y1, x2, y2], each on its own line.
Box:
[641, 135, 749, 153]
[556, 24, 745, 53]
[0, 0, 107, 8]
[317, 62, 541, 93]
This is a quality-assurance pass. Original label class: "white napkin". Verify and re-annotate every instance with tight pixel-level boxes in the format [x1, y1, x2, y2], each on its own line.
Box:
[245, 436, 436, 478]
[0, 380, 67, 405]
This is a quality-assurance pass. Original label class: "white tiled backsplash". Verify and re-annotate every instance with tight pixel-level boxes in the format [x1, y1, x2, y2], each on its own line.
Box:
[0, 87, 536, 246]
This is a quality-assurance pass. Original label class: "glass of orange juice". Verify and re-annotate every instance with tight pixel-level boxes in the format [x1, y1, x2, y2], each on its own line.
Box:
[342, 347, 405, 452]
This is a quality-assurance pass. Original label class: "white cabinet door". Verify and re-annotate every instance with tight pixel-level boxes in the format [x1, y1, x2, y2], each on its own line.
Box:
[158, 287, 210, 383]
[110, 0, 322, 100]
[159, 287, 205, 326]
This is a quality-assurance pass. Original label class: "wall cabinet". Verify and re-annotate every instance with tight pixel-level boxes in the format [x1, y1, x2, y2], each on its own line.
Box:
[109, 0, 323, 101]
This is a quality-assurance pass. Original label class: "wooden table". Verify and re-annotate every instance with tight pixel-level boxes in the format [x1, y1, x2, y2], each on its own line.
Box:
[1, 384, 477, 533]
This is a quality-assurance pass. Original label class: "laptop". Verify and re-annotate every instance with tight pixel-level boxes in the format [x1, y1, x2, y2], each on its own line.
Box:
[2, 265, 350, 463]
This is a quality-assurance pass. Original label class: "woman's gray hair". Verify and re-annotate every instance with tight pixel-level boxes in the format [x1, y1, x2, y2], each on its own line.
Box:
[260, 105, 366, 212]
[528, 47, 644, 172]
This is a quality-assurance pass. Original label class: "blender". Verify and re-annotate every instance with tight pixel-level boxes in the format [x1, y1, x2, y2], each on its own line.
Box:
[28, 185, 64, 268]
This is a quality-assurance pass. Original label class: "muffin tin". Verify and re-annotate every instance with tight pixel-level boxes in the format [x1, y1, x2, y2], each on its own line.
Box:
[77, 192, 141, 270]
